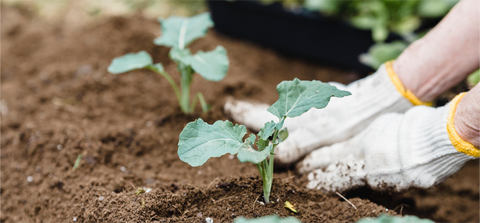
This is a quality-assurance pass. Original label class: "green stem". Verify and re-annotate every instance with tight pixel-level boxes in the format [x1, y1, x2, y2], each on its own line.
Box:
[256, 163, 264, 178]
[262, 117, 285, 204]
[178, 63, 193, 114]
[190, 92, 210, 113]
[146, 66, 181, 102]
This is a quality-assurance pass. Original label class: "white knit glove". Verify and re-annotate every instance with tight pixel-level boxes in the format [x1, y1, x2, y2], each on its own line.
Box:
[300, 93, 478, 192]
[225, 62, 418, 165]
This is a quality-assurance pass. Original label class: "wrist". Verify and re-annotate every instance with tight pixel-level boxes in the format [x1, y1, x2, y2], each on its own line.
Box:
[392, 52, 442, 102]
[454, 89, 480, 148]
[447, 93, 479, 157]
[393, 37, 477, 102]
[385, 61, 431, 106]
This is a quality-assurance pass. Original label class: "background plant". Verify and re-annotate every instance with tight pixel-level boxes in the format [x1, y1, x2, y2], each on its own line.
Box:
[178, 79, 350, 203]
[108, 12, 229, 114]
[467, 70, 480, 87]
[258, 0, 457, 69]
[304, 0, 457, 42]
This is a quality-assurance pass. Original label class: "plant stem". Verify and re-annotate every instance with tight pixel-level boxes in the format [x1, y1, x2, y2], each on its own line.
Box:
[178, 63, 193, 113]
[190, 92, 210, 113]
[146, 66, 181, 102]
[263, 128, 281, 204]
[262, 117, 285, 203]
[256, 163, 264, 179]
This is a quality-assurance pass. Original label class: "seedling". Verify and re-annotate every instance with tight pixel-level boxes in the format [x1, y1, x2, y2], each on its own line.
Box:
[108, 12, 229, 114]
[72, 154, 82, 171]
[178, 79, 350, 203]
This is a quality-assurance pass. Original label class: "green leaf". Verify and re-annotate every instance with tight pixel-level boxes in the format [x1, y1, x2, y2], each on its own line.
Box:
[275, 119, 284, 130]
[108, 51, 153, 74]
[278, 128, 289, 143]
[304, 0, 340, 14]
[234, 215, 302, 223]
[245, 133, 257, 146]
[258, 121, 276, 140]
[359, 41, 408, 69]
[267, 79, 351, 119]
[154, 12, 213, 49]
[391, 16, 421, 35]
[149, 63, 165, 73]
[372, 22, 388, 42]
[349, 16, 377, 30]
[236, 133, 272, 164]
[169, 48, 192, 63]
[256, 138, 269, 152]
[189, 46, 229, 81]
[237, 143, 272, 164]
[178, 119, 247, 167]
[356, 214, 434, 223]
[417, 0, 454, 18]
[169, 46, 229, 82]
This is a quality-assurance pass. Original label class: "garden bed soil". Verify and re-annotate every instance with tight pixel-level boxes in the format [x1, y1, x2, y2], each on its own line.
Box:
[1, 5, 478, 223]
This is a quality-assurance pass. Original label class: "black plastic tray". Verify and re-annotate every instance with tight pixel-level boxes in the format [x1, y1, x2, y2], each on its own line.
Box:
[208, 0, 378, 74]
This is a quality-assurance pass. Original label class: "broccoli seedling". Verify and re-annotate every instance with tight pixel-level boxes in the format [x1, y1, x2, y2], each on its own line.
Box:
[108, 12, 229, 114]
[178, 79, 351, 203]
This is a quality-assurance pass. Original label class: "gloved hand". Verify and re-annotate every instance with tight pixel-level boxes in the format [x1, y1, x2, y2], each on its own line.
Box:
[225, 61, 428, 165]
[299, 93, 478, 192]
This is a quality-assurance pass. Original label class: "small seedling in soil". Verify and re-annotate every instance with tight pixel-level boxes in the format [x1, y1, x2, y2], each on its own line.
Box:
[108, 12, 229, 114]
[72, 154, 82, 171]
[135, 187, 146, 196]
[178, 79, 350, 203]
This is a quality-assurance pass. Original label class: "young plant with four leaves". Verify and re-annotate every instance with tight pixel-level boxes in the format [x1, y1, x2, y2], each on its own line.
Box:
[178, 79, 351, 203]
[108, 12, 229, 114]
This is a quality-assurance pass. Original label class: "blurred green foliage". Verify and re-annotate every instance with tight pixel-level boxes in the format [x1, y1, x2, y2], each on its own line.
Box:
[304, 0, 457, 69]
[359, 41, 408, 69]
[304, 0, 457, 42]
[260, 0, 304, 9]
[122, 0, 207, 16]
[467, 69, 480, 87]
[169, 0, 207, 15]
[260, 0, 458, 69]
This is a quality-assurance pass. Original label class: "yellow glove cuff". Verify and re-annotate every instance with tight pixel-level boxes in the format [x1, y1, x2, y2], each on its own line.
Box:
[447, 93, 479, 158]
[385, 61, 432, 106]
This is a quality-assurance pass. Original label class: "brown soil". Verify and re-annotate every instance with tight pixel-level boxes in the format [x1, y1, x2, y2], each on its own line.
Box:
[1, 5, 478, 223]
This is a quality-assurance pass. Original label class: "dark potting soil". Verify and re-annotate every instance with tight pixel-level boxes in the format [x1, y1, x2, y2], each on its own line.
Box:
[80, 176, 396, 222]
[1, 5, 478, 223]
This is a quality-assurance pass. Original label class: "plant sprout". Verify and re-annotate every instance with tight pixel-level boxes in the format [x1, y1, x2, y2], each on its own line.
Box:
[178, 79, 350, 203]
[108, 12, 229, 114]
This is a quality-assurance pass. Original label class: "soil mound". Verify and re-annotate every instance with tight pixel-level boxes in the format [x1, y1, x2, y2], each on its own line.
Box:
[81, 176, 396, 222]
